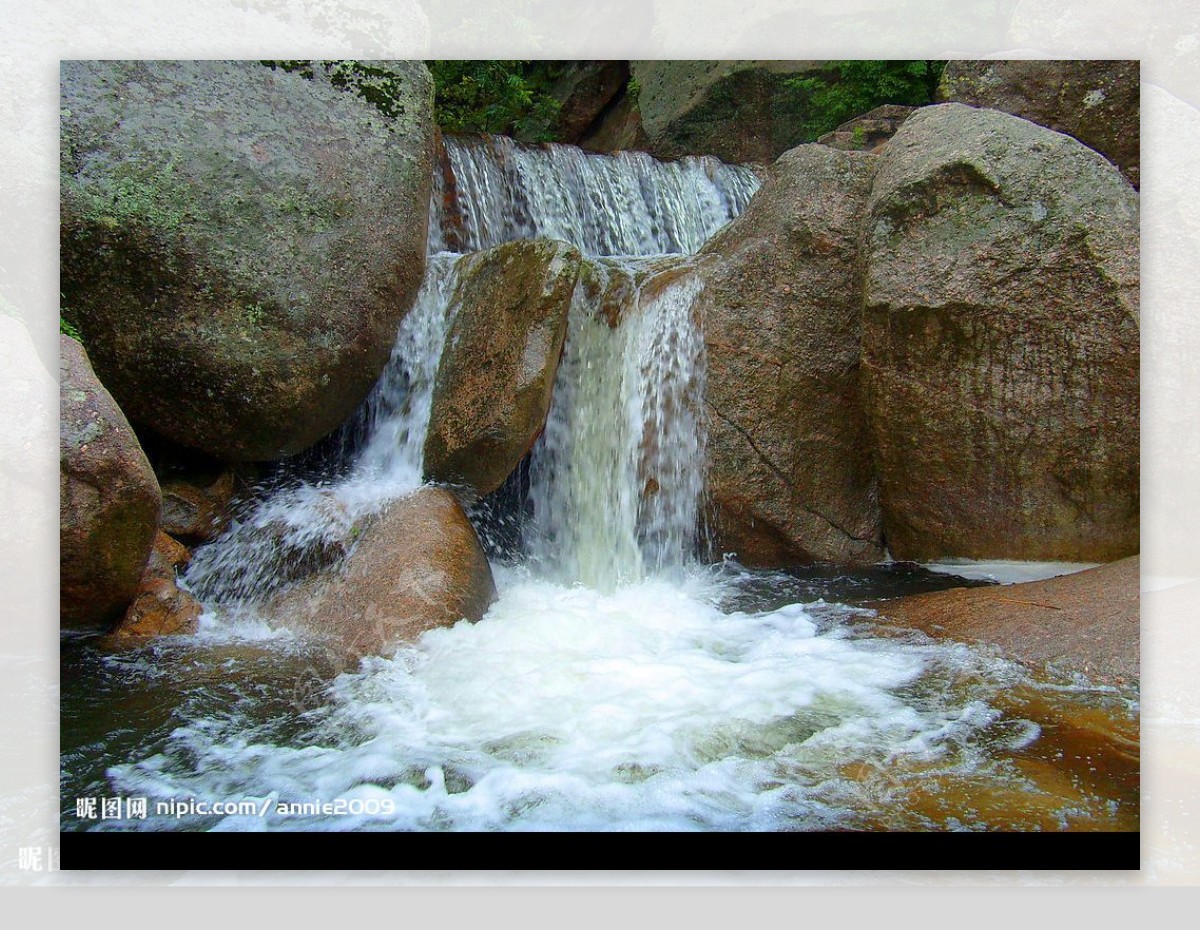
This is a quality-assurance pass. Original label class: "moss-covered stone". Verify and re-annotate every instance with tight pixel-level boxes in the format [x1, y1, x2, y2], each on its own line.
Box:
[60, 60, 435, 462]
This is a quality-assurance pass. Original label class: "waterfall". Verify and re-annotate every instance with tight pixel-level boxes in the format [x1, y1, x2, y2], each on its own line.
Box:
[190, 135, 759, 604]
[431, 134, 760, 256]
[526, 259, 707, 590]
[186, 255, 463, 604]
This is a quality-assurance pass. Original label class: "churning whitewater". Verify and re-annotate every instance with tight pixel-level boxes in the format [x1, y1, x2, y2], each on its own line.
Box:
[68, 133, 1107, 833]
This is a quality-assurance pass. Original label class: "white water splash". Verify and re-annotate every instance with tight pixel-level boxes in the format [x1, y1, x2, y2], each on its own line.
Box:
[431, 134, 760, 257]
[186, 255, 463, 605]
[102, 568, 1028, 833]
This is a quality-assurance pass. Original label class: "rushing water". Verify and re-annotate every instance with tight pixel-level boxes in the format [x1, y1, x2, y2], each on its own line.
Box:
[430, 134, 760, 256]
[61, 135, 1138, 834]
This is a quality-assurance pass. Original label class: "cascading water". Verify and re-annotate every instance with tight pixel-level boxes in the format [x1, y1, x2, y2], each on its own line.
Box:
[527, 260, 708, 590]
[430, 134, 760, 256]
[61, 134, 1138, 835]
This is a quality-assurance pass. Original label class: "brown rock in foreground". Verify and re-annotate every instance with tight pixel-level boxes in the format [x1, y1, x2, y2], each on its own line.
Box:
[270, 487, 497, 659]
[872, 557, 1139, 686]
[60, 335, 161, 630]
[699, 144, 882, 565]
[113, 531, 202, 639]
[424, 239, 582, 497]
[862, 104, 1139, 562]
[938, 59, 1140, 187]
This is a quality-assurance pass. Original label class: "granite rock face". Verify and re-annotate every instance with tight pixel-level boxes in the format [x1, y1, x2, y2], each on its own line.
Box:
[60, 60, 435, 461]
[862, 104, 1139, 562]
[938, 59, 1140, 187]
[699, 144, 883, 565]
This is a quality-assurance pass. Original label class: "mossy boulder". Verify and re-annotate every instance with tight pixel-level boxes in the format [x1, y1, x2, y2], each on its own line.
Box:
[862, 104, 1139, 562]
[60, 335, 161, 630]
[938, 60, 1140, 187]
[424, 239, 583, 497]
[699, 144, 883, 566]
[60, 60, 434, 462]
[627, 60, 836, 162]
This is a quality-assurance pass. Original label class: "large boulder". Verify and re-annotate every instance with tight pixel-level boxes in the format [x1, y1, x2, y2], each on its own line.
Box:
[862, 104, 1139, 562]
[871, 557, 1139, 686]
[270, 487, 497, 659]
[938, 60, 1140, 187]
[698, 145, 883, 565]
[628, 60, 836, 163]
[60, 335, 161, 630]
[424, 239, 582, 497]
[60, 60, 434, 461]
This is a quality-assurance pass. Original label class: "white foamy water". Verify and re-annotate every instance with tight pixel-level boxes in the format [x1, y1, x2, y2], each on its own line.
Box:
[430, 134, 760, 256]
[102, 569, 1024, 832]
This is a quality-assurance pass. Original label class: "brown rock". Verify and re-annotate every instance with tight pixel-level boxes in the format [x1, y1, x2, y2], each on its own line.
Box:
[862, 104, 1139, 562]
[270, 487, 497, 659]
[579, 90, 649, 154]
[698, 145, 883, 565]
[938, 59, 1140, 187]
[520, 61, 630, 144]
[424, 239, 582, 497]
[60, 335, 161, 630]
[113, 531, 202, 639]
[817, 104, 915, 152]
[161, 470, 236, 543]
[870, 557, 1139, 686]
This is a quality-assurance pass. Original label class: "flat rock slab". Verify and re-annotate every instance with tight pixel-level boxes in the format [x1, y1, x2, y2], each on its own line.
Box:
[871, 556, 1139, 686]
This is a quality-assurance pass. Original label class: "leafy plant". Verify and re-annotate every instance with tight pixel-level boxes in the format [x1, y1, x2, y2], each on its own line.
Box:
[786, 60, 946, 141]
[427, 61, 563, 141]
[60, 316, 83, 342]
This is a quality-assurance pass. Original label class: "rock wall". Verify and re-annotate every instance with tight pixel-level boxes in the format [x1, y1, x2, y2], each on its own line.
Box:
[699, 145, 883, 565]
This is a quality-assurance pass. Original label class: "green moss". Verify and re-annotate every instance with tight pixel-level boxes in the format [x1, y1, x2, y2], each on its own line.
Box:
[71, 158, 188, 232]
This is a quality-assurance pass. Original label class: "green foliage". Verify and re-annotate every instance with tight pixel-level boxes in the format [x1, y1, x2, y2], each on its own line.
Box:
[60, 315, 83, 342]
[427, 61, 563, 141]
[787, 61, 946, 141]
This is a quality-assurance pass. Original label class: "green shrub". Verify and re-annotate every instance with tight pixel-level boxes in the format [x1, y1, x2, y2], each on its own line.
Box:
[787, 61, 946, 141]
[427, 61, 562, 141]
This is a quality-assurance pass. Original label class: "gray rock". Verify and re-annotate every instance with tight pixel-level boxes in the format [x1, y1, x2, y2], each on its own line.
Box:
[862, 103, 1139, 561]
[60, 60, 434, 461]
[938, 59, 1140, 187]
